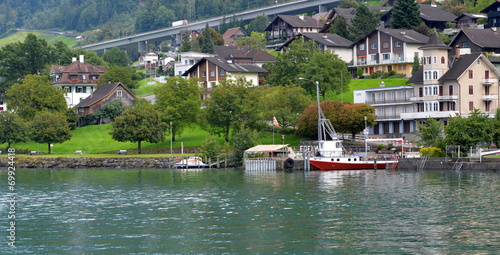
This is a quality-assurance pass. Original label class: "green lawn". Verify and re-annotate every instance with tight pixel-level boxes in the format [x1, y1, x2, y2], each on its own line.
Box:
[0, 31, 78, 47]
[4, 123, 309, 155]
[134, 77, 162, 97]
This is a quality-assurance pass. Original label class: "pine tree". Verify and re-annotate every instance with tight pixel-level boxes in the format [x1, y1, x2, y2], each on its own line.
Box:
[351, 4, 379, 40]
[391, 0, 420, 29]
[330, 16, 353, 41]
[200, 23, 215, 54]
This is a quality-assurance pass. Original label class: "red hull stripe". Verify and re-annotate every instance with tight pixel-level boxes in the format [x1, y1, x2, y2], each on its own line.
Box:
[310, 160, 388, 170]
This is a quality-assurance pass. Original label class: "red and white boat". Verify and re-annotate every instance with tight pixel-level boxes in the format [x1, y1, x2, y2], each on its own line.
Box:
[304, 81, 397, 171]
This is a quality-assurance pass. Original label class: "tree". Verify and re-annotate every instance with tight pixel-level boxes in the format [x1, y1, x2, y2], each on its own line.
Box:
[236, 32, 266, 50]
[198, 24, 223, 53]
[102, 47, 131, 67]
[339, 0, 359, 8]
[97, 66, 141, 90]
[493, 108, 500, 148]
[258, 86, 313, 128]
[96, 99, 126, 123]
[351, 4, 379, 40]
[155, 76, 201, 141]
[445, 109, 494, 153]
[330, 15, 353, 41]
[0, 112, 28, 149]
[110, 99, 167, 154]
[179, 30, 192, 52]
[6, 75, 67, 120]
[30, 112, 72, 154]
[412, 55, 421, 75]
[199, 136, 221, 162]
[232, 125, 259, 164]
[390, 0, 420, 29]
[415, 118, 444, 147]
[202, 77, 257, 142]
[247, 14, 269, 33]
[297, 101, 376, 139]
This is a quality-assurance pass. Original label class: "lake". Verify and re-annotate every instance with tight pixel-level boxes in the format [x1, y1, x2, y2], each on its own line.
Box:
[1, 168, 498, 254]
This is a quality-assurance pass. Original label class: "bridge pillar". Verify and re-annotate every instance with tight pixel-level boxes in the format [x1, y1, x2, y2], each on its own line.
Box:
[319, 4, 327, 13]
[138, 41, 147, 53]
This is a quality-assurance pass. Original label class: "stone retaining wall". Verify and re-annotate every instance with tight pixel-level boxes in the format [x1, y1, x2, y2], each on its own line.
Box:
[397, 157, 500, 171]
[0, 157, 178, 169]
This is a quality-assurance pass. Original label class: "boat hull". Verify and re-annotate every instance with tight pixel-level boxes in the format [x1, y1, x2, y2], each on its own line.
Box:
[175, 164, 208, 169]
[309, 158, 396, 170]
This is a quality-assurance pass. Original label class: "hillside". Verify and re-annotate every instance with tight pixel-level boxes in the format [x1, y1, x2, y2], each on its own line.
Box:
[0, 31, 78, 48]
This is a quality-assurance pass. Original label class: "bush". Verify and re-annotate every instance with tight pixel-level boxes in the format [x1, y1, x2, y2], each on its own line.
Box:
[370, 71, 382, 79]
[420, 147, 444, 157]
[199, 136, 221, 162]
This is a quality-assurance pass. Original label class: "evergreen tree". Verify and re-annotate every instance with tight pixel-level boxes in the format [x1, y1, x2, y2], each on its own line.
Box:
[351, 4, 379, 40]
[412, 56, 421, 75]
[330, 16, 353, 41]
[200, 23, 215, 54]
[179, 30, 192, 52]
[391, 0, 420, 29]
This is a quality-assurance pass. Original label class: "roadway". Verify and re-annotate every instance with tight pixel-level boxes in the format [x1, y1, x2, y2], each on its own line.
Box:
[80, 0, 340, 53]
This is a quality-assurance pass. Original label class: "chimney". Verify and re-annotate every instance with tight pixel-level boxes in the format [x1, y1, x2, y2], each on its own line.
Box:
[79, 55, 84, 63]
[380, 81, 385, 87]
[72, 57, 77, 62]
[492, 27, 497, 32]
[455, 45, 461, 58]
[299, 15, 304, 20]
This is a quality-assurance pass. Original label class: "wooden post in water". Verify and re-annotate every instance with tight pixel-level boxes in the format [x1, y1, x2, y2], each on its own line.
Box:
[374, 159, 377, 170]
[217, 157, 220, 168]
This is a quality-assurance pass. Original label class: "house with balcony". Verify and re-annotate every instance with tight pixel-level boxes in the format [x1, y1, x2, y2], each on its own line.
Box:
[455, 13, 487, 29]
[481, 0, 500, 28]
[380, 4, 457, 30]
[405, 31, 500, 124]
[182, 57, 268, 99]
[264, 15, 323, 50]
[354, 84, 415, 135]
[447, 28, 500, 69]
[174, 51, 216, 77]
[351, 28, 429, 76]
[50, 55, 106, 108]
[277, 32, 353, 62]
[214, 45, 276, 67]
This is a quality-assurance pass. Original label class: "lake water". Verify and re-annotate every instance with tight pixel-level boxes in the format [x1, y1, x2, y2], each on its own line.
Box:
[1, 168, 498, 254]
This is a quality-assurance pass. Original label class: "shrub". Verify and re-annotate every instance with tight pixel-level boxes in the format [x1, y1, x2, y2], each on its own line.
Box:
[420, 147, 444, 157]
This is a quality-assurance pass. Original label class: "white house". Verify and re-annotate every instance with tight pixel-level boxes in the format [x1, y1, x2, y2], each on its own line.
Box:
[174, 51, 216, 78]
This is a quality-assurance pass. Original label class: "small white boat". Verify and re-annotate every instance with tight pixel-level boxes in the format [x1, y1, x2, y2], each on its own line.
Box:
[175, 156, 208, 169]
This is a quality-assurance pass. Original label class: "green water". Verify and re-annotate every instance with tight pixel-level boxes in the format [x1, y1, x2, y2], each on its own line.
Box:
[1, 169, 498, 254]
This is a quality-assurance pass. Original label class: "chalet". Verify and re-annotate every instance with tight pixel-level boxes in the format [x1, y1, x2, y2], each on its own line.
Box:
[174, 51, 216, 77]
[481, 0, 500, 28]
[74, 82, 135, 119]
[319, 7, 391, 33]
[50, 55, 106, 108]
[351, 28, 429, 76]
[223, 27, 248, 46]
[182, 57, 268, 99]
[277, 32, 353, 62]
[455, 13, 487, 29]
[380, 4, 457, 30]
[264, 15, 323, 49]
[140, 51, 159, 68]
[448, 28, 500, 56]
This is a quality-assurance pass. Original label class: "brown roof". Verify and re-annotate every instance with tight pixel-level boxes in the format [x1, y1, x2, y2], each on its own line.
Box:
[265, 15, 323, 31]
[418, 4, 457, 23]
[51, 61, 106, 84]
[183, 57, 268, 76]
[222, 27, 247, 39]
[214, 46, 276, 62]
[74, 82, 135, 108]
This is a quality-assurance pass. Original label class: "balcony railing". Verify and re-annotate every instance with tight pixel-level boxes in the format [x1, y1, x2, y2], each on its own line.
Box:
[437, 95, 458, 100]
[482, 95, 498, 101]
[410, 95, 458, 101]
[482, 78, 497, 85]
[366, 98, 412, 104]
[349, 57, 413, 67]
[400, 111, 459, 120]
[375, 114, 401, 120]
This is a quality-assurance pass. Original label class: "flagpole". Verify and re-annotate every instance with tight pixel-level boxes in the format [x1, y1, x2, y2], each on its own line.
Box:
[273, 126, 275, 144]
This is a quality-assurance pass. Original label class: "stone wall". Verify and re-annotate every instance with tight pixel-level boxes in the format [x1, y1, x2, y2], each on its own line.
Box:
[397, 157, 500, 171]
[0, 157, 178, 169]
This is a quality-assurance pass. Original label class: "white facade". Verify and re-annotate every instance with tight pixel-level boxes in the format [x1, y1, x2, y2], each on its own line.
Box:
[175, 51, 215, 77]
[58, 85, 96, 108]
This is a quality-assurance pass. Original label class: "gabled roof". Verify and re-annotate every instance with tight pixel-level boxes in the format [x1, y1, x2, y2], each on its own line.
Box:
[51, 60, 106, 84]
[265, 15, 322, 31]
[419, 4, 457, 23]
[320, 7, 391, 32]
[222, 27, 247, 39]
[439, 53, 482, 81]
[481, 0, 500, 13]
[214, 46, 276, 62]
[278, 32, 353, 50]
[419, 31, 451, 50]
[74, 82, 135, 108]
[183, 57, 268, 76]
[407, 67, 423, 84]
[353, 28, 429, 45]
[449, 28, 500, 49]
[455, 13, 487, 21]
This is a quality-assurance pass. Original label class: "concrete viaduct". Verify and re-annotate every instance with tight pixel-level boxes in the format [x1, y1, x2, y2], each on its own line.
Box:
[80, 0, 340, 54]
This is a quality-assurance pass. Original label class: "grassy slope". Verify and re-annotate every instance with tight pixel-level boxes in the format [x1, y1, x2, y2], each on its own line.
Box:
[0, 31, 78, 47]
[327, 78, 409, 103]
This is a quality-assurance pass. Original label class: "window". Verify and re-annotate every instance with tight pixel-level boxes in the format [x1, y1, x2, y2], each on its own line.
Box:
[449, 85, 453, 95]
[359, 44, 365, 50]
[433, 86, 438, 95]
[469, 85, 474, 95]
[485, 70, 490, 79]
[395, 41, 401, 47]
[469, 101, 474, 111]
[371, 43, 378, 49]
[383, 53, 390, 60]
[117, 89, 123, 97]
[220, 69, 225, 76]
[468, 70, 473, 79]
[193, 72, 197, 77]
[433, 56, 437, 64]
[76, 87, 83, 93]
[477, 59, 481, 65]
[433, 102, 439, 111]
[462, 41, 469, 47]
[202, 71, 206, 77]
[82, 75, 86, 80]
[433, 71, 438, 80]
[210, 70, 215, 77]
[441, 56, 445, 64]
